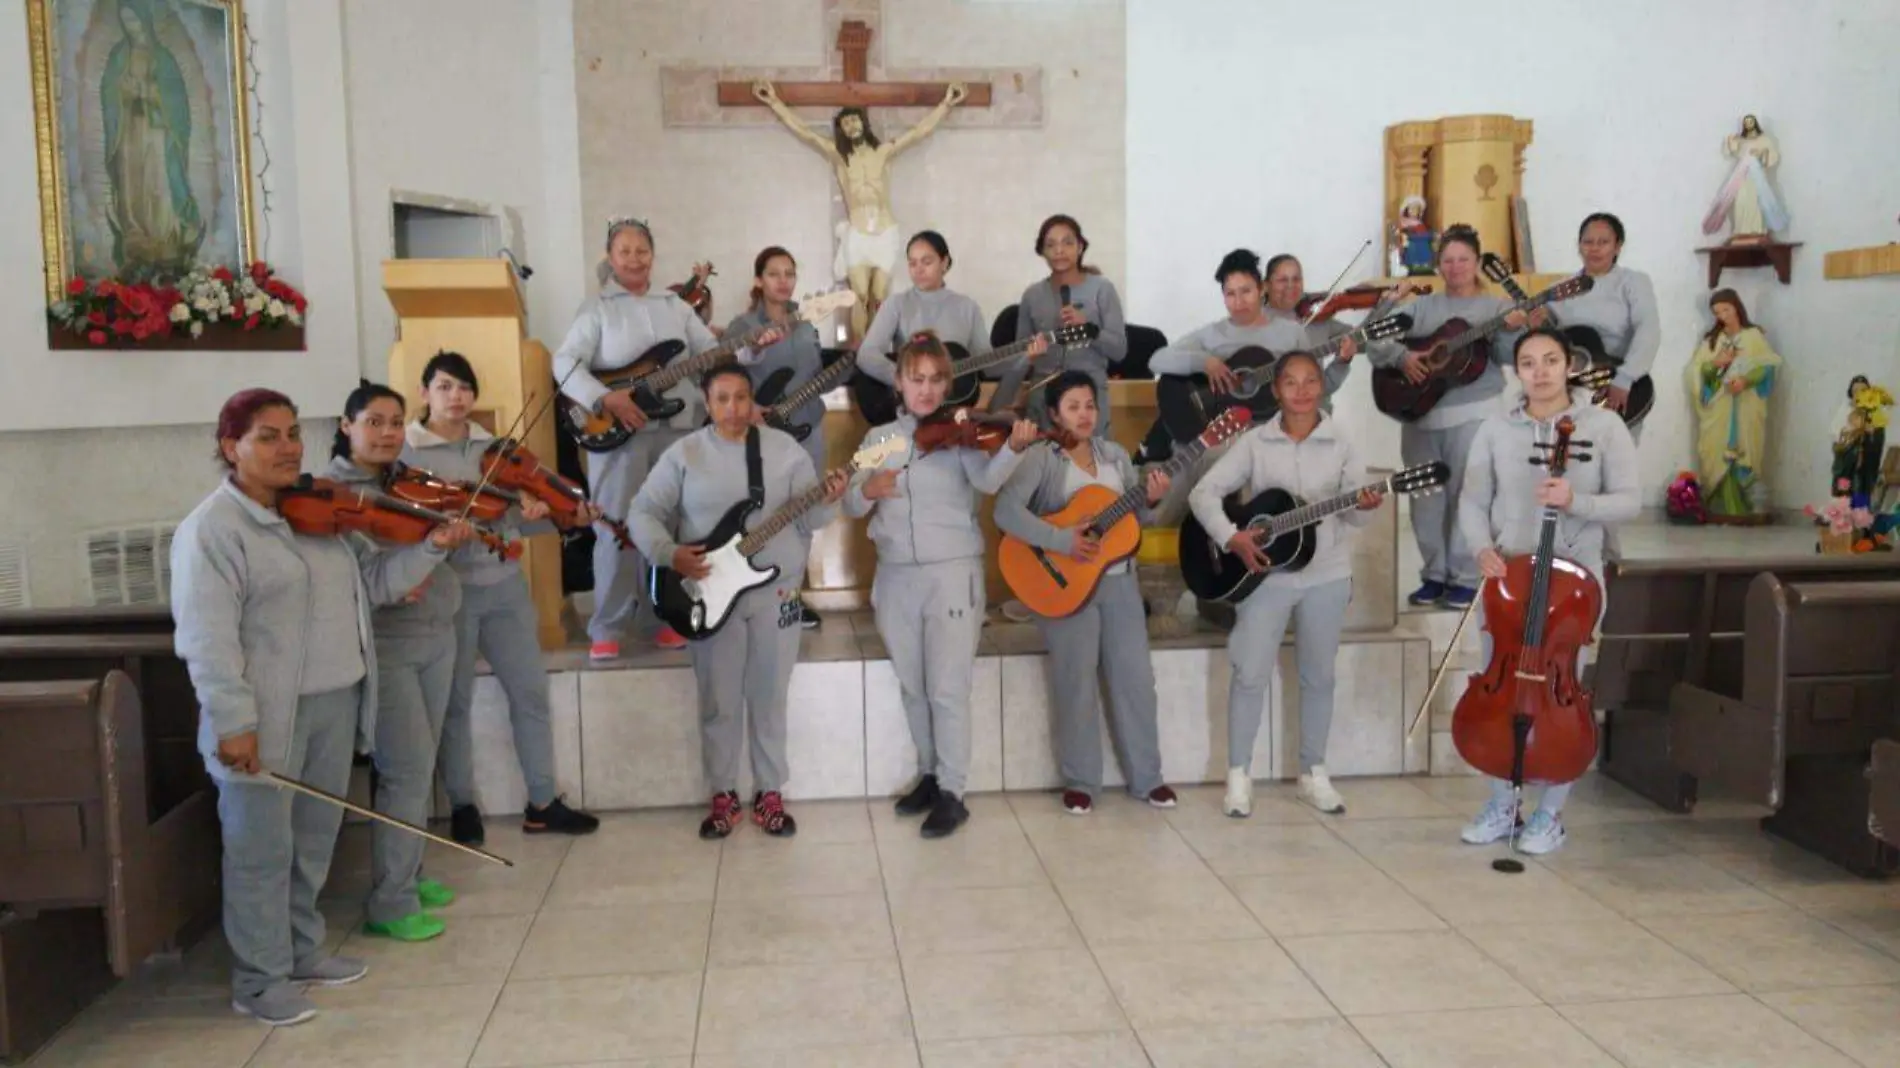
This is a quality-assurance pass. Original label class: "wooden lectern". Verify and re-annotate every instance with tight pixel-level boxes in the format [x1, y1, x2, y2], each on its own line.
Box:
[382, 259, 566, 648]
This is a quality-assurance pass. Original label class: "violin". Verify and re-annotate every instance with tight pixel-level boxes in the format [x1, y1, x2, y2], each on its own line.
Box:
[668, 262, 715, 314]
[479, 439, 637, 550]
[912, 407, 1076, 455]
[277, 476, 516, 559]
[383, 462, 511, 524]
[1294, 282, 1430, 322]
[1450, 416, 1602, 790]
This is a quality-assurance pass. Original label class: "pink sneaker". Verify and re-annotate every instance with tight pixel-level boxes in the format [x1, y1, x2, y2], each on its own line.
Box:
[654, 626, 687, 650]
[589, 640, 620, 662]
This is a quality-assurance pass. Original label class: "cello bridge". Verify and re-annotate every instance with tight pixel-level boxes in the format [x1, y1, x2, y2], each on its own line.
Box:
[1513, 670, 1548, 683]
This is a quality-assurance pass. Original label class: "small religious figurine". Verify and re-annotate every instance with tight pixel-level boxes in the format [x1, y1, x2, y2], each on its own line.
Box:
[1394, 196, 1436, 276]
[1832, 375, 1893, 506]
[1701, 113, 1789, 245]
[753, 79, 967, 339]
[1684, 289, 1781, 523]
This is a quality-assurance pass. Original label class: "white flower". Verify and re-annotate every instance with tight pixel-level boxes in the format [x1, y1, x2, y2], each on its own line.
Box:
[267, 299, 285, 318]
[189, 321, 204, 337]
[169, 302, 190, 322]
[245, 294, 265, 314]
[288, 308, 303, 326]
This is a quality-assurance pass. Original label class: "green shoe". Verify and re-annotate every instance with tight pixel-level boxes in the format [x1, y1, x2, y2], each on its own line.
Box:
[363, 912, 446, 942]
[417, 878, 455, 910]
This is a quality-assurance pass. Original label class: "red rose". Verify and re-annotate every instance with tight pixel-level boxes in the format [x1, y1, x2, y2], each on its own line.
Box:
[132, 323, 151, 340]
[244, 313, 260, 330]
[213, 266, 233, 282]
[87, 329, 106, 345]
[293, 296, 308, 313]
[66, 277, 87, 296]
[96, 279, 117, 298]
[249, 261, 269, 281]
[87, 309, 107, 326]
[111, 317, 134, 335]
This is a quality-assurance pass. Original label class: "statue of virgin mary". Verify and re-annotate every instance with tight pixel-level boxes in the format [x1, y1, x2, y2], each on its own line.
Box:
[102, 1, 206, 279]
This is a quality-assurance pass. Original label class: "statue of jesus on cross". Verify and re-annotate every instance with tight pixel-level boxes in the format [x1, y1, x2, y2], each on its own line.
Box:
[753, 78, 967, 340]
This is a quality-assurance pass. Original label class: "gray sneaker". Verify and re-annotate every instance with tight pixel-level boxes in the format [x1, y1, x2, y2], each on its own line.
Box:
[291, 954, 369, 986]
[233, 986, 318, 1026]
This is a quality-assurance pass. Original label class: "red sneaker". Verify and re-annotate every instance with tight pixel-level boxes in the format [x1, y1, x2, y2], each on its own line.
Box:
[699, 791, 740, 839]
[654, 626, 688, 650]
[752, 791, 798, 837]
[1146, 785, 1178, 809]
[589, 640, 620, 662]
[1062, 789, 1093, 815]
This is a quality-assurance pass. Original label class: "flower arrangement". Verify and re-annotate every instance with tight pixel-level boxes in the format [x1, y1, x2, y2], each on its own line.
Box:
[1665, 470, 1706, 524]
[1805, 490, 1888, 553]
[1852, 381, 1894, 431]
[49, 262, 306, 347]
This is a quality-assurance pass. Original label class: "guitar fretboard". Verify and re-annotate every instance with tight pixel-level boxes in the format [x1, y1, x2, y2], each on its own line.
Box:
[1083, 427, 1224, 534]
[737, 462, 857, 555]
[1260, 475, 1396, 537]
[768, 354, 857, 416]
[1442, 287, 1566, 355]
[644, 321, 775, 395]
[954, 329, 1070, 379]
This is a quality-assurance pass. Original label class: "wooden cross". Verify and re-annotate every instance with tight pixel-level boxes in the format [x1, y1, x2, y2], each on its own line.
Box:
[714, 20, 992, 110]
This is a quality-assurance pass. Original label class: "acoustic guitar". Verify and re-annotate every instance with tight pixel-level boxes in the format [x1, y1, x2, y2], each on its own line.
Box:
[849, 323, 1099, 426]
[1369, 274, 1593, 422]
[1154, 313, 1411, 443]
[561, 288, 856, 453]
[759, 353, 858, 442]
[1479, 254, 1655, 429]
[1179, 461, 1450, 604]
[998, 408, 1252, 618]
[649, 435, 909, 639]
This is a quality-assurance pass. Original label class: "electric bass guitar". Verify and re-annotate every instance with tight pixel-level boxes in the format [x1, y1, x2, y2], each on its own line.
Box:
[562, 288, 856, 453]
[1179, 462, 1451, 604]
[850, 323, 1100, 426]
[1369, 274, 1593, 422]
[999, 408, 1252, 617]
[648, 435, 909, 639]
[1479, 254, 1654, 429]
[1155, 313, 1412, 443]
[759, 353, 859, 442]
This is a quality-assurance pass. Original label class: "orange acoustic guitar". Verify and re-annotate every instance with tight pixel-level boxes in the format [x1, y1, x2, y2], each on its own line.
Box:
[999, 408, 1251, 617]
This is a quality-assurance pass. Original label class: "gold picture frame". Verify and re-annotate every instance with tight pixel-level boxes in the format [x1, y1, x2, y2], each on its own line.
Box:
[27, 0, 255, 303]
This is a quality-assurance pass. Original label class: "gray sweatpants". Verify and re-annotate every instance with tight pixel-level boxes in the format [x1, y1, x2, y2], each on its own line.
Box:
[368, 632, 453, 924]
[442, 575, 557, 810]
[216, 684, 358, 999]
[874, 558, 984, 797]
[688, 584, 802, 794]
[1227, 577, 1352, 773]
[1401, 420, 1484, 588]
[1035, 570, 1163, 796]
[586, 426, 689, 642]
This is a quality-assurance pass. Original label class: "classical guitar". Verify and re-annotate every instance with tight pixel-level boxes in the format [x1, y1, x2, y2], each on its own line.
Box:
[648, 435, 909, 639]
[1179, 461, 1450, 604]
[850, 323, 1100, 426]
[760, 353, 859, 442]
[1479, 254, 1654, 429]
[1155, 313, 1412, 443]
[562, 288, 856, 453]
[1369, 274, 1594, 422]
[999, 408, 1252, 618]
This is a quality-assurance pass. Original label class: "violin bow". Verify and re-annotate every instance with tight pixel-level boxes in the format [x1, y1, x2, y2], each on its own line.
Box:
[262, 771, 513, 867]
[1298, 239, 1373, 328]
[448, 353, 593, 524]
[1403, 578, 1486, 741]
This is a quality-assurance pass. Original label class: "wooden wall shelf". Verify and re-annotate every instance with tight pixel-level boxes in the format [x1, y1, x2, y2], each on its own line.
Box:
[1824, 244, 1900, 280]
[1697, 242, 1800, 288]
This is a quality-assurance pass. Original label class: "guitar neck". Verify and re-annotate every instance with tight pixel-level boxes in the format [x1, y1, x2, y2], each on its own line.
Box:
[646, 323, 771, 394]
[1261, 475, 1392, 537]
[737, 461, 855, 555]
[955, 330, 1059, 378]
[770, 355, 855, 414]
[1445, 289, 1556, 352]
[1085, 432, 1213, 533]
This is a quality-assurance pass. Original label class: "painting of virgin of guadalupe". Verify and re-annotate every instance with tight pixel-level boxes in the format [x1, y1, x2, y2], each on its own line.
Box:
[27, 0, 253, 298]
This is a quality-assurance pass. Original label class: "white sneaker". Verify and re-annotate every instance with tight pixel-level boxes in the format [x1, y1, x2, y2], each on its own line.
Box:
[1223, 767, 1253, 818]
[1517, 810, 1566, 855]
[1298, 766, 1346, 814]
[1460, 797, 1518, 845]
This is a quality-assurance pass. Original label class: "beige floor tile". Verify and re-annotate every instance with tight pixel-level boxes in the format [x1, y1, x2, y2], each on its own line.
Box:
[417, 857, 563, 917]
[1029, 823, 1207, 883]
[1461, 916, 1735, 1004]
[1055, 874, 1265, 947]
[1391, 863, 1619, 927]
[1516, 819, 1684, 863]
[510, 901, 712, 979]
[905, 948, 1125, 1043]
[1279, 930, 1539, 1015]
[708, 892, 897, 967]
[541, 845, 720, 910]
[1138, 1017, 1386, 1067]
[1261, 776, 1457, 820]
[1559, 993, 1862, 1067]
[1162, 783, 1321, 827]
[24, 996, 268, 1068]
[717, 799, 876, 845]
[1813, 903, 1900, 958]
[1639, 910, 1900, 992]
[1226, 869, 1446, 937]
[247, 981, 500, 1068]
[1759, 984, 1900, 1068]
[1553, 854, 1788, 917]
[919, 1030, 1149, 1067]
[1092, 938, 1334, 1030]
[469, 972, 702, 1066]
[694, 959, 914, 1054]
[715, 840, 885, 900]
[890, 884, 1084, 957]
[1352, 1005, 1620, 1067]
[1700, 843, 1900, 912]
[1172, 820, 1375, 878]
[875, 825, 1051, 892]
[335, 912, 532, 989]
[694, 1042, 922, 1067]
[1329, 816, 1491, 872]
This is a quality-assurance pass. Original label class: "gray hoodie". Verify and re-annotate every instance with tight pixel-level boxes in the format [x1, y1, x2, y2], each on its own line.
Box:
[994, 439, 1154, 554]
[324, 455, 463, 640]
[171, 480, 448, 781]
[843, 411, 1029, 565]
[1456, 399, 1641, 577]
[727, 303, 826, 432]
[856, 285, 990, 386]
[1545, 265, 1661, 389]
[399, 422, 552, 588]
[1369, 292, 1516, 430]
[1147, 313, 1352, 400]
[552, 281, 722, 428]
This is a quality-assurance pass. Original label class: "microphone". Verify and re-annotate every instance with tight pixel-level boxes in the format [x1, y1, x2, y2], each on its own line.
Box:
[499, 248, 534, 281]
[1059, 284, 1071, 309]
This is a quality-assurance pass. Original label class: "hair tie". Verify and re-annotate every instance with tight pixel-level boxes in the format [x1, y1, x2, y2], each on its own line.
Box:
[910, 331, 934, 343]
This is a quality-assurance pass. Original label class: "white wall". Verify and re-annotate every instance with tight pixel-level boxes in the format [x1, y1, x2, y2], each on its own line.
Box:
[1127, 0, 1900, 507]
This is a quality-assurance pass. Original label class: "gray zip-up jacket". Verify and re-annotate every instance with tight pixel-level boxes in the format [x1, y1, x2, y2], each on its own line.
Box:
[629, 425, 834, 590]
[552, 281, 721, 428]
[324, 455, 463, 641]
[171, 480, 448, 781]
[727, 303, 826, 432]
[1457, 399, 1641, 578]
[399, 422, 552, 587]
[856, 286, 990, 387]
[1546, 265, 1661, 389]
[1369, 292, 1515, 430]
[994, 439, 1153, 553]
[1147, 313, 1352, 401]
[843, 411, 1029, 565]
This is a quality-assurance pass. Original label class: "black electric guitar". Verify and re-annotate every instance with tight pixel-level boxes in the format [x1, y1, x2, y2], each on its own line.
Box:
[1155, 313, 1411, 442]
[562, 289, 856, 453]
[759, 353, 859, 442]
[1480, 254, 1654, 429]
[1369, 274, 1593, 422]
[1179, 462, 1450, 604]
[849, 323, 1099, 426]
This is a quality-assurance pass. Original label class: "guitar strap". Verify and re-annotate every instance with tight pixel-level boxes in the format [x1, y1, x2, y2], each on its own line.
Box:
[745, 426, 765, 508]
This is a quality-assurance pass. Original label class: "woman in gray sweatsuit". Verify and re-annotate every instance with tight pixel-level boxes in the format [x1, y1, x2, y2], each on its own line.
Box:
[629, 365, 846, 840]
[994, 371, 1176, 813]
[844, 331, 1040, 838]
[171, 389, 472, 1027]
[994, 215, 1128, 433]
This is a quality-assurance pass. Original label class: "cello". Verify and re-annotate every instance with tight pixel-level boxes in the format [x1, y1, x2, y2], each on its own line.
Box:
[1449, 415, 1602, 870]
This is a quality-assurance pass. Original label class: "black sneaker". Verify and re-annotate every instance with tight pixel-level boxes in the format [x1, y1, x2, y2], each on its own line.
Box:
[450, 804, 485, 846]
[920, 792, 969, 839]
[523, 796, 600, 836]
[894, 774, 941, 816]
[799, 603, 821, 630]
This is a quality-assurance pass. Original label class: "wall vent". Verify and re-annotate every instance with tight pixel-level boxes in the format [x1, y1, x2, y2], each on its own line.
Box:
[0, 543, 28, 610]
[83, 524, 177, 607]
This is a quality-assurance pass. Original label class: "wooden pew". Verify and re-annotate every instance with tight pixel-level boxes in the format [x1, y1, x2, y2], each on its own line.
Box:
[1669, 575, 1900, 877]
[0, 604, 173, 637]
[1873, 739, 1900, 849]
[1592, 554, 1900, 812]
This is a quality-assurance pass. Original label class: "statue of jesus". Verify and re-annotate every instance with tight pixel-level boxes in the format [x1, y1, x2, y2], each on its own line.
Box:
[753, 79, 967, 339]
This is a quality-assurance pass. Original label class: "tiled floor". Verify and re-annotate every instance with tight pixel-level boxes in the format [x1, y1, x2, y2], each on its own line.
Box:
[29, 773, 1900, 1067]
